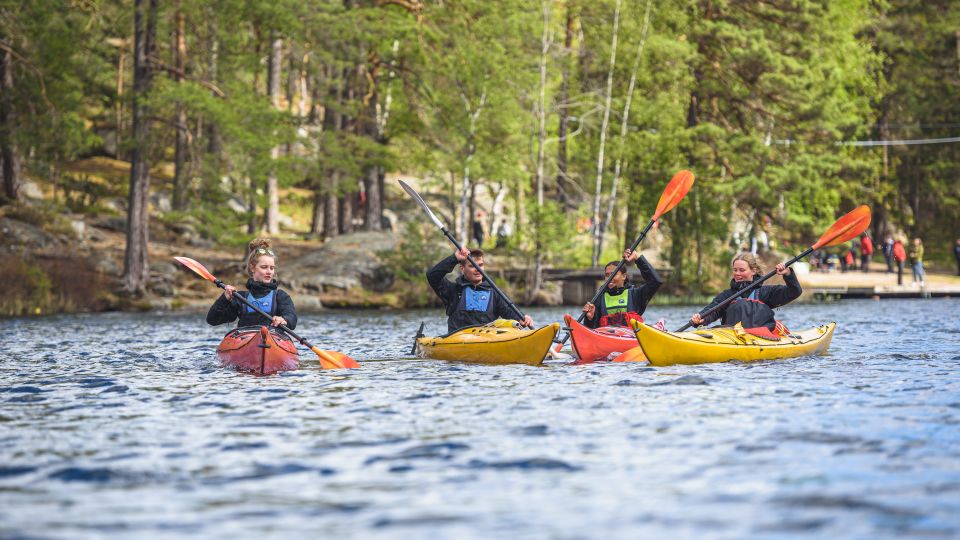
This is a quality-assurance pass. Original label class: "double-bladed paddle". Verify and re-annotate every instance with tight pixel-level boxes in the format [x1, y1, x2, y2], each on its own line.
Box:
[174, 256, 360, 369]
[399, 179, 534, 330]
[553, 169, 696, 350]
[676, 205, 872, 332]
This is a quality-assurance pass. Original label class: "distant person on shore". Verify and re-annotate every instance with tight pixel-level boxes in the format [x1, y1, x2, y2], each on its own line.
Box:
[495, 220, 510, 249]
[689, 252, 801, 335]
[859, 233, 873, 272]
[954, 238, 960, 276]
[841, 247, 853, 273]
[893, 239, 906, 285]
[582, 249, 662, 329]
[427, 247, 533, 333]
[882, 234, 895, 273]
[206, 238, 298, 330]
[908, 237, 925, 287]
[471, 212, 485, 249]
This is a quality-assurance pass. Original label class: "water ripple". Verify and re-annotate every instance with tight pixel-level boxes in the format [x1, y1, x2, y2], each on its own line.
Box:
[1, 300, 958, 538]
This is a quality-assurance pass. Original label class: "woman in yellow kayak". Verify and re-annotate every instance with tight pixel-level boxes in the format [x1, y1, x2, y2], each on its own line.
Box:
[582, 249, 662, 328]
[689, 252, 800, 335]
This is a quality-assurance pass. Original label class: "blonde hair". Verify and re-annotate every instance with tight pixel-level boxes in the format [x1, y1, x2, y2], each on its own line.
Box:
[246, 237, 277, 277]
[731, 252, 762, 275]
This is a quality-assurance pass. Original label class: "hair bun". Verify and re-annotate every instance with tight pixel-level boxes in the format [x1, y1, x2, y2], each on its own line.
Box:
[248, 237, 272, 253]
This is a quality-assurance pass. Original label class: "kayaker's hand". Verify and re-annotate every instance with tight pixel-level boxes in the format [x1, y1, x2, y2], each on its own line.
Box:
[521, 315, 534, 328]
[775, 263, 789, 275]
[271, 316, 287, 328]
[690, 313, 703, 326]
[454, 247, 470, 262]
[223, 285, 236, 300]
[623, 249, 639, 263]
[582, 303, 596, 318]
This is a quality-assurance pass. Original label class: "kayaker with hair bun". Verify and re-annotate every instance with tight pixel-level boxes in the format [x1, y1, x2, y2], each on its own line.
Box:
[427, 247, 534, 332]
[582, 249, 662, 329]
[689, 252, 801, 333]
[206, 238, 298, 330]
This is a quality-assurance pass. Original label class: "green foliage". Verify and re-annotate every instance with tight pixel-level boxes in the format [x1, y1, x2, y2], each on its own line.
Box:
[1, 0, 956, 300]
[379, 221, 447, 283]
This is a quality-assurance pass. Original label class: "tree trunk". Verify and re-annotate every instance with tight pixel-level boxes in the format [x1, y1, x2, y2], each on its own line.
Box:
[205, 16, 222, 160]
[246, 183, 258, 234]
[529, 1, 550, 304]
[310, 189, 324, 236]
[555, 3, 574, 210]
[590, 0, 621, 267]
[339, 192, 354, 234]
[459, 88, 486, 245]
[124, 0, 158, 295]
[364, 165, 382, 231]
[265, 35, 282, 234]
[0, 48, 22, 204]
[323, 182, 339, 240]
[171, 0, 188, 211]
[600, 0, 652, 259]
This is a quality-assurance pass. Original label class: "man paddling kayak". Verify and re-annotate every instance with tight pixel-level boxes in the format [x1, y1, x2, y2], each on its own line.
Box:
[206, 238, 298, 330]
[427, 248, 534, 333]
[689, 252, 800, 335]
[582, 249, 662, 329]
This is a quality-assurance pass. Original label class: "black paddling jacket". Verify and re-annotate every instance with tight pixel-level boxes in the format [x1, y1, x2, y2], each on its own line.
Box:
[426, 255, 521, 333]
[206, 278, 298, 329]
[585, 255, 663, 329]
[697, 270, 801, 330]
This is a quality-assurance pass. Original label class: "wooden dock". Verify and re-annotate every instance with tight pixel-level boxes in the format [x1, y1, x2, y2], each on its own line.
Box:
[808, 284, 960, 300]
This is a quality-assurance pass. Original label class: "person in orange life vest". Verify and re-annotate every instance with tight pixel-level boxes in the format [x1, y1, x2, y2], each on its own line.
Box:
[689, 252, 801, 333]
[427, 247, 534, 333]
[582, 249, 662, 329]
[206, 238, 298, 329]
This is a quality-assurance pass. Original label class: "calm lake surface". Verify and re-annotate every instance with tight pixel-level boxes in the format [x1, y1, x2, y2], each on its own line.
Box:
[2, 299, 959, 539]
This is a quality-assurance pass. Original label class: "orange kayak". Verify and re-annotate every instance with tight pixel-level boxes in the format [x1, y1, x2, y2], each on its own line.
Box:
[217, 326, 299, 375]
[564, 314, 645, 363]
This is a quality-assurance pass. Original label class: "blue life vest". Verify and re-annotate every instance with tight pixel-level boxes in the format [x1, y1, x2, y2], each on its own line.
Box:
[463, 287, 491, 312]
[244, 290, 275, 314]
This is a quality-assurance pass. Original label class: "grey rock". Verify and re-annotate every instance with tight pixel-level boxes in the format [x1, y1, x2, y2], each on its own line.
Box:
[92, 216, 127, 232]
[0, 217, 61, 249]
[21, 181, 44, 199]
[88, 254, 121, 275]
[71, 219, 85, 239]
[284, 231, 398, 293]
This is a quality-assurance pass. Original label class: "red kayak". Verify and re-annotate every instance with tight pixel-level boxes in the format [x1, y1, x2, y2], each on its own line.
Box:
[564, 314, 646, 363]
[217, 326, 299, 375]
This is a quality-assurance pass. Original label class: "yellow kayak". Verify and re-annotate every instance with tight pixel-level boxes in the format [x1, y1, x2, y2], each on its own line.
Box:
[415, 319, 560, 365]
[631, 319, 836, 366]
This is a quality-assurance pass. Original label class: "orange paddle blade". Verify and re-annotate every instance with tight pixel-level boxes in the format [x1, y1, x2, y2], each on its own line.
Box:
[173, 256, 217, 282]
[612, 346, 648, 363]
[311, 346, 360, 369]
[812, 205, 871, 249]
[652, 170, 695, 220]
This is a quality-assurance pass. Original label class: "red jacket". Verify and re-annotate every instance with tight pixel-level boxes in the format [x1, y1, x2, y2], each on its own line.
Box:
[860, 236, 873, 256]
[893, 241, 906, 262]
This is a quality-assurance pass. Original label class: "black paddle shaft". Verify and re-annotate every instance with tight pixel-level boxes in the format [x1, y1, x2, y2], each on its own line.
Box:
[213, 279, 315, 349]
[553, 218, 655, 346]
[675, 246, 813, 332]
[439, 227, 532, 329]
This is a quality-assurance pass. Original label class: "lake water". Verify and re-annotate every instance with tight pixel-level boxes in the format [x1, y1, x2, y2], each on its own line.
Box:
[2, 299, 959, 539]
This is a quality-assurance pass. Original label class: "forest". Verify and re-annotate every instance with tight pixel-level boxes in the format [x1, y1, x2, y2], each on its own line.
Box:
[1, 0, 958, 299]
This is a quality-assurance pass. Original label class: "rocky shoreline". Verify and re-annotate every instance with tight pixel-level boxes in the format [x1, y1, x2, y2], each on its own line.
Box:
[5, 209, 958, 318]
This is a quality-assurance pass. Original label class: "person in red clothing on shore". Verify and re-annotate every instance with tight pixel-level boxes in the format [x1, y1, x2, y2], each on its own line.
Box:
[892, 239, 907, 285]
[859, 233, 873, 272]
